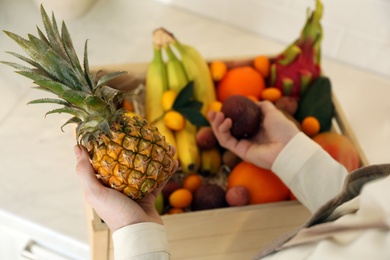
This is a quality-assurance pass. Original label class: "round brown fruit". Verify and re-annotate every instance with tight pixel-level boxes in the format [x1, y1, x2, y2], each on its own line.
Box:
[192, 184, 226, 211]
[274, 96, 298, 115]
[226, 186, 249, 207]
[222, 150, 241, 169]
[196, 127, 218, 149]
[221, 95, 263, 139]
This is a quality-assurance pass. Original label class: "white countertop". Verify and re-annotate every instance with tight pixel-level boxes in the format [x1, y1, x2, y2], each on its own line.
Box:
[0, 0, 389, 258]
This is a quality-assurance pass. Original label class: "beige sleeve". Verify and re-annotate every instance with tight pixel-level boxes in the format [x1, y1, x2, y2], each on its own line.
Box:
[112, 222, 170, 260]
[272, 132, 348, 213]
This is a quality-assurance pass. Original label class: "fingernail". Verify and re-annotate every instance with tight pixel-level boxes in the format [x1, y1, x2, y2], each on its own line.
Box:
[74, 146, 82, 158]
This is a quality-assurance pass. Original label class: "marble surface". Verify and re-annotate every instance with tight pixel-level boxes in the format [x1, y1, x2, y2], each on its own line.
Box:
[0, 0, 390, 258]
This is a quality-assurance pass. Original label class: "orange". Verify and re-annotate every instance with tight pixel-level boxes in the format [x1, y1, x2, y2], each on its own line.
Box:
[217, 66, 265, 102]
[183, 174, 202, 193]
[162, 90, 178, 111]
[261, 87, 282, 102]
[207, 100, 223, 113]
[210, 61, 228, 81]
[301, 116, 320, 137]
[163, 111, 185, 131]
[253, 55, 271, 78]
[227, 161, 289, 204]
[169, 188, 193, 208]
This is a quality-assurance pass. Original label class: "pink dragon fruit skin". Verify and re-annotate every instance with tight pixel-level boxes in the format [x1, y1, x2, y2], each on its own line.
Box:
[270, 0, 323, 98]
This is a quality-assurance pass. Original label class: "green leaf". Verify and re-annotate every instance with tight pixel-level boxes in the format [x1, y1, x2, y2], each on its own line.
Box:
[98, 85, 124, 109]
[40, 5, 68, 61]
[167, 80, 208, 126]
[76, 119, 107, 142]
[18, 70, 50, 83]
[95, 71, 128, 89]
[61, 21, 87, 87]
[28, 98, 69, 106]
[99, 85, 120, 100]
[295, 76, 333, 132]
[61, 117, 82, 132]
[83, 40, 93, 86]
[35, 79, 71, 95]
[1, 60, 32, 72]
[172, 81, 194, 109]
[36, 26, 50, 46]
[45, 107, 88, 119]
[183, 100, 203, 111]
[60, 89, 89, 107]
[176, 107, 210, 127]
[33, 86, 62, 95]
[43, 49, 81, 90]
[84, 95, 108, 114]
[98, 120, 111, 136]
[28, 33, 51, 56]
[3, 31, 46, 66]
[5, 51, 46, 72]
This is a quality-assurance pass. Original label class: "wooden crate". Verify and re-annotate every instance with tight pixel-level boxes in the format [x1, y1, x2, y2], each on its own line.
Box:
[85, 61, 369, 260]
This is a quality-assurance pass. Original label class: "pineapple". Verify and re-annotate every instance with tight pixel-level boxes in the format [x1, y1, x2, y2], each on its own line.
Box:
[2, 6, 175, 200]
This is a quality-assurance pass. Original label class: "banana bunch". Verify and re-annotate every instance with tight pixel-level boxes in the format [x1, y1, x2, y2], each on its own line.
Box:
[171, 39, 216, 117]
[145, 28, 222, 174]
[163, 42, 200, 174]
[145, 44, 178, 159]
[169, 36, 222, 175]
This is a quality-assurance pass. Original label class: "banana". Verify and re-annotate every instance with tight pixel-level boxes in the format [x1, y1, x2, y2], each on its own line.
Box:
[171, 40, 217, 116]
[164, 44, 188, 93]
[175, 123, 201, 173]
[171, 38, 220, 174]
[163, 42, 200, 173]
[200, 148, 222, 175]
[145, 44, 177, 159]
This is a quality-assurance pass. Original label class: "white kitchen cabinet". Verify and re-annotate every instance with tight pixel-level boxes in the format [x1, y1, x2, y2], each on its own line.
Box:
[0, 223, 30, 260]
[0, 222, 86, 260]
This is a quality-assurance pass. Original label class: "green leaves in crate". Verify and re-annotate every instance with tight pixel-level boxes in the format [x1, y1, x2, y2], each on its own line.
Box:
[172, 81, 209, 127]
[295, 77, 334, 132]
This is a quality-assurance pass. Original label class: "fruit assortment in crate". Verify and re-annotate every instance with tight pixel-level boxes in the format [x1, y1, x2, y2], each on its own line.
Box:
[119, 0, 362, 215]
[2, 0, 365, 219]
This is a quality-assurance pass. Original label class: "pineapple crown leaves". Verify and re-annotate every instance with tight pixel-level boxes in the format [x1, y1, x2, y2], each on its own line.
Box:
[2, 5, 129, 141]
[3, 5, 127, 96]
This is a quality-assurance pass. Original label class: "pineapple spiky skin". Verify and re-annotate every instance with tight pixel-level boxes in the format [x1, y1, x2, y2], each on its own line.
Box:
[270, 0, 323, 98]
[89, 113, 175, 200]
[2, 5, 175, 201]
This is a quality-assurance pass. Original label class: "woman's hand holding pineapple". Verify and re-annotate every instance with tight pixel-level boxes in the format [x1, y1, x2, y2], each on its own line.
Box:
[74, 145, 179, 232]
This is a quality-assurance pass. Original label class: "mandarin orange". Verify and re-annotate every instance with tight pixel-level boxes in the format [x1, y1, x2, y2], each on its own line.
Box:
[183, 174, 203, 193]
[169, 188, 193, 208]
[216, 66, 265, 102]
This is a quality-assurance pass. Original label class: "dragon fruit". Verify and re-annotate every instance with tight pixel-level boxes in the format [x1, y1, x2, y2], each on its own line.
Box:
[270, 0, 323, 98]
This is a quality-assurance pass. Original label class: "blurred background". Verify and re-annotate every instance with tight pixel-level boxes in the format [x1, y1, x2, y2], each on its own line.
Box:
[0, 0, 389, 259]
